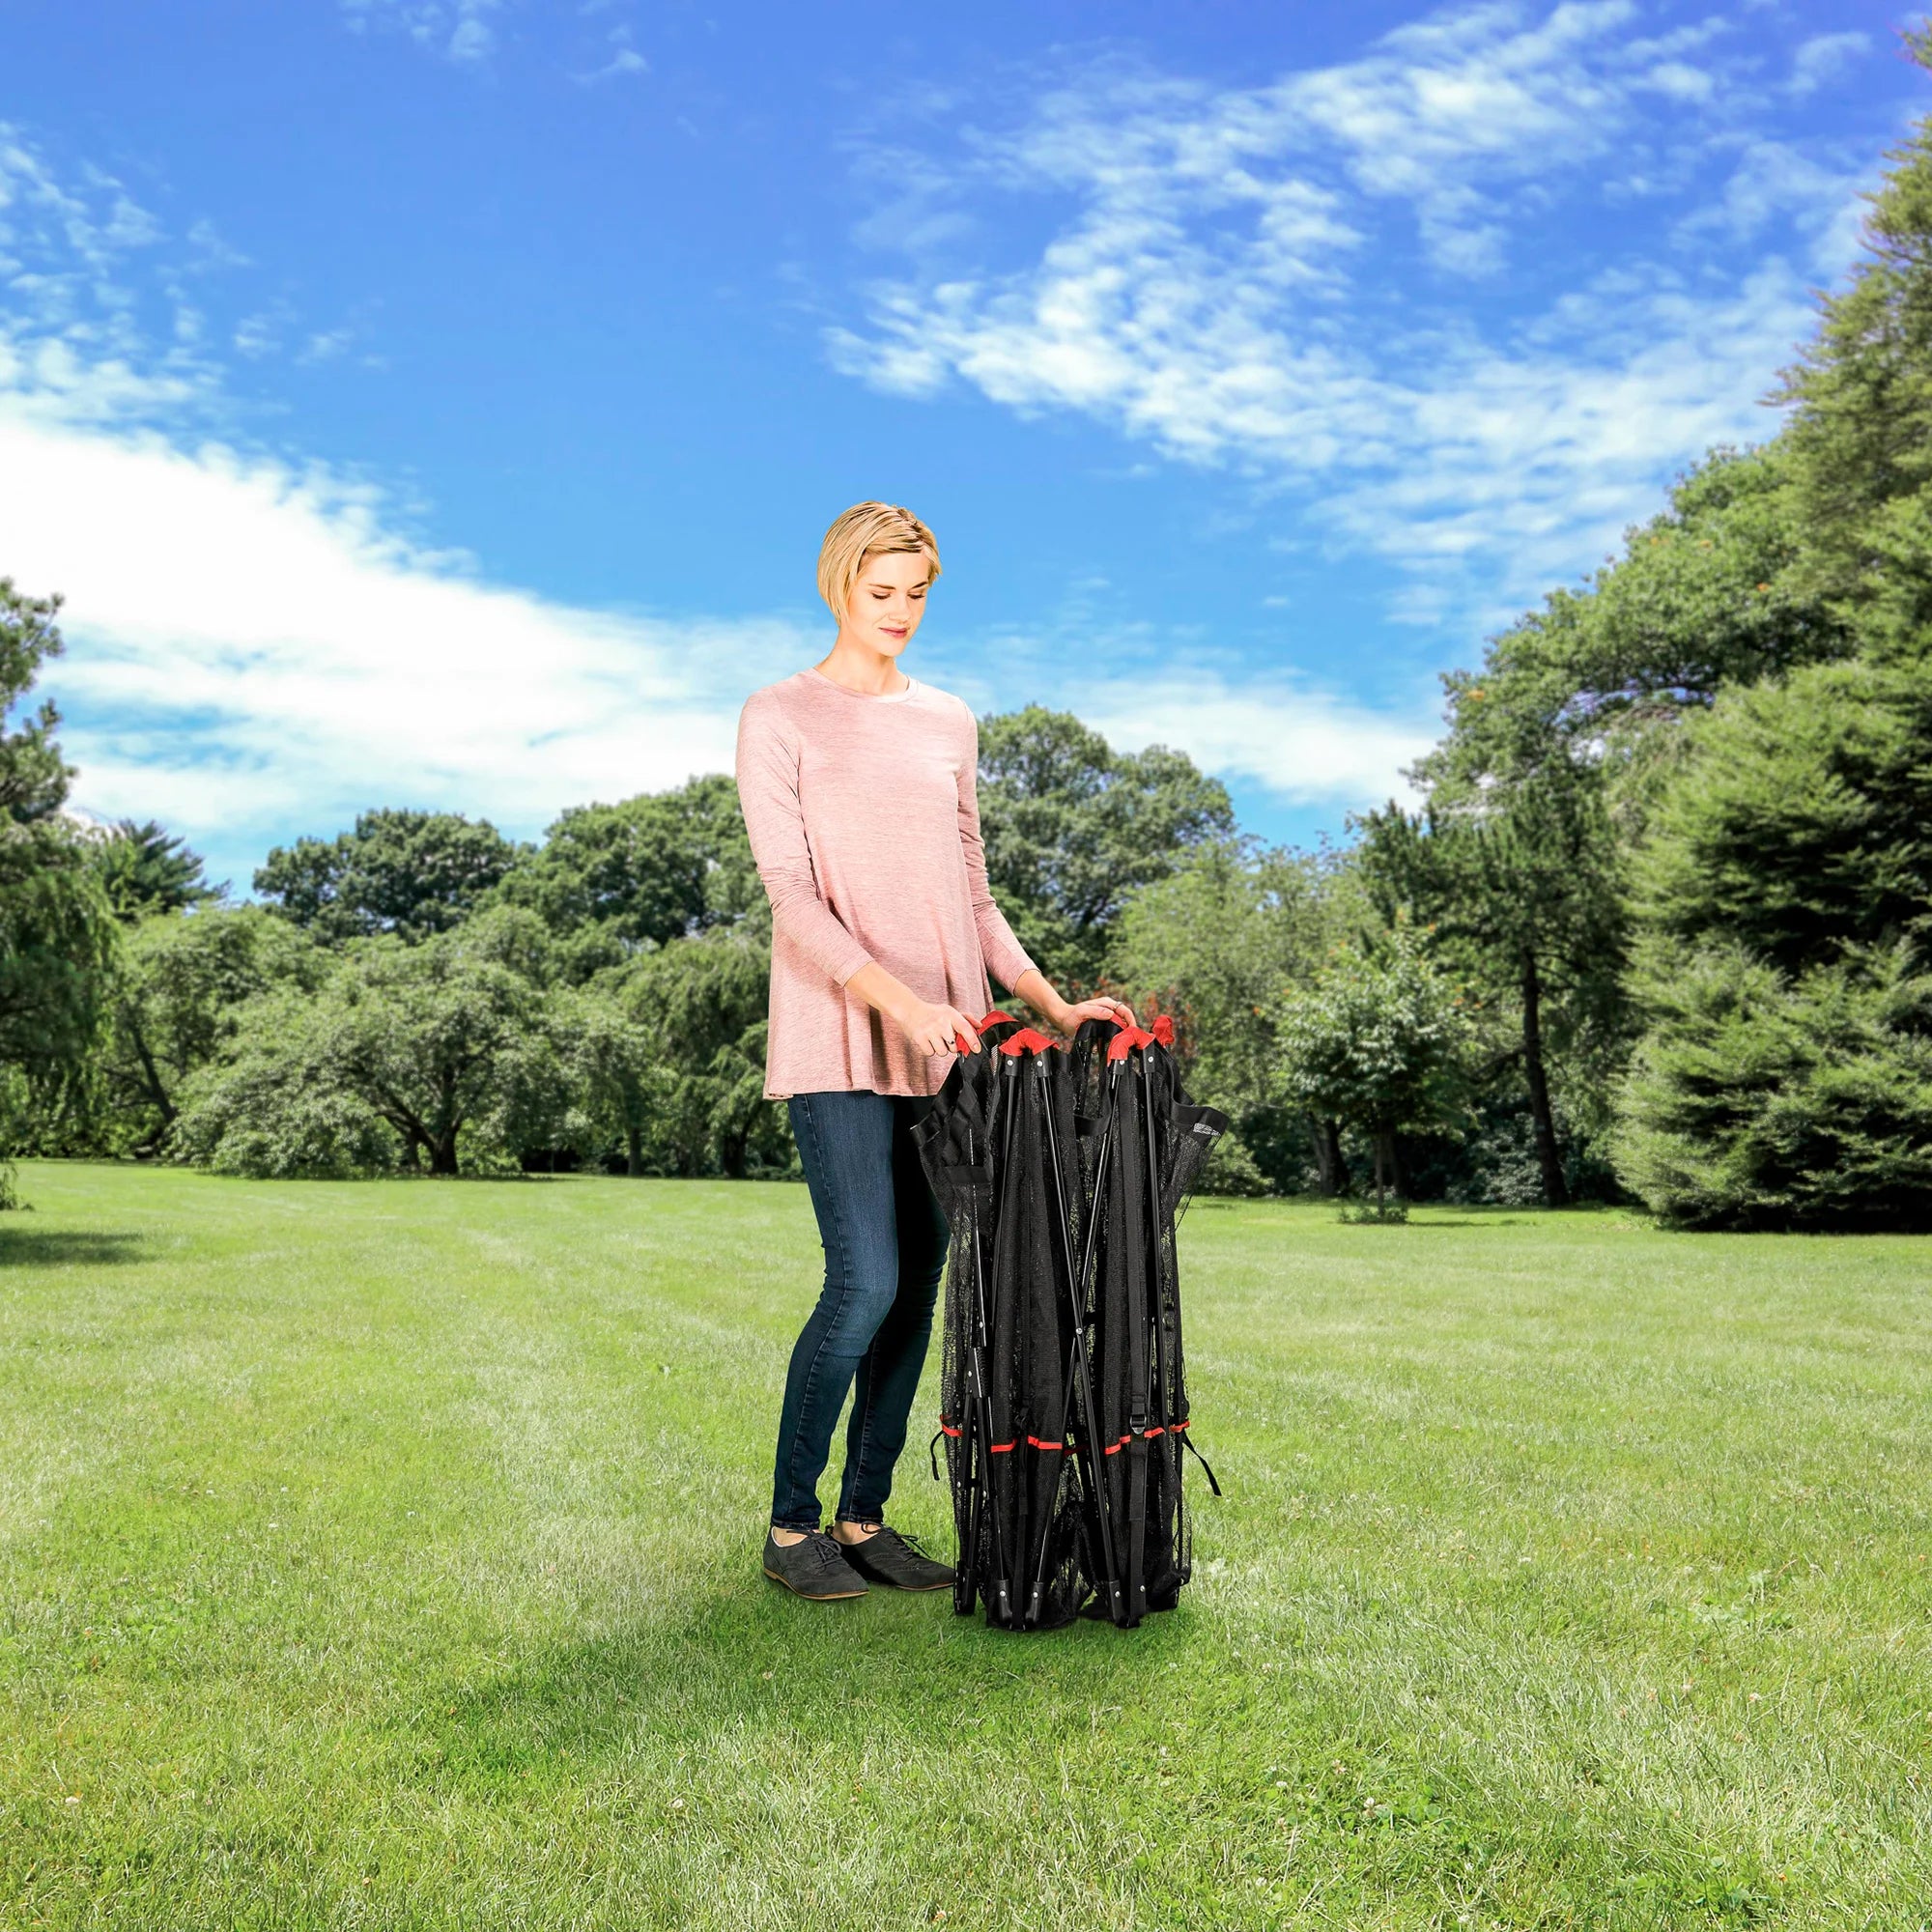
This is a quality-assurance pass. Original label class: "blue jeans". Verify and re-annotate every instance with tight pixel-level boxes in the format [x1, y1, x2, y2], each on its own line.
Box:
[771, 1091, 950, 1532]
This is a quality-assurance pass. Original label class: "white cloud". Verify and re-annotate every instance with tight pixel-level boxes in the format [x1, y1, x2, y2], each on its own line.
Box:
[298, 326, 356, 364]
[1079, 675, 1434, 808]
[0, 121, 1463, 884]
[1789, 32, 1871, 99]
[6, 409, 806, 882]
[232, 307, 286, 357]
[1638, 59, 1716, 102]
[0, 127, 783, 883]
[1, 128, 229, 421]
[339, 0, 505, 65]
[831, 2, 1873, 616]
[586, 47, 647, 81]
[1679, 138, 1867, 267]
[575, 22, 647, 84]
[14, 404, 1425, 877]
[446, 16, 495, 62]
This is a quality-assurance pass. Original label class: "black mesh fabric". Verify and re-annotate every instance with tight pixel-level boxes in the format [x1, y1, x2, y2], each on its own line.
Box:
[915, 1016, 1227, 1631]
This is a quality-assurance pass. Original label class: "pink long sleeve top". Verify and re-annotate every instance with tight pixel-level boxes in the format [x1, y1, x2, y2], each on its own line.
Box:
[734, 668, 1037, 1099]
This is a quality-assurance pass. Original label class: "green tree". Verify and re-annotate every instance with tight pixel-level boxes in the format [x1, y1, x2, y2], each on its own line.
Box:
[1378, 448, 1832, 1207]
[1112, 838, 1350, 1193]
[1613, 656, 1932, 1227]
[616, 927, 788, 1179]
[1777, 28, 1932, 661]
[102, 907, 323, 1151]
[1360, 753, 1625, 1207]
[1429, 446, 1850, 789]
[561, 981, 655, 1177]
[94, 819, 221, 922]
[1635, 658, 1931, 976]
[0, 580, 116, 1200]
[179, 908, 565, 1178]
[168, 994, 399, 1180]
[491, 774, 760, 980]
[0, 579, 72, 827]
[1613, 942, 1932, 1231]
[977, 707, 1235, 985]
[1273, 922, 1470, 1214]
[254, 808, 526, 944]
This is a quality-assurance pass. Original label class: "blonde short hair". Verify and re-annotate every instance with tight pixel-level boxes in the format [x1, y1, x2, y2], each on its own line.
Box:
[816, 502, 942, 620]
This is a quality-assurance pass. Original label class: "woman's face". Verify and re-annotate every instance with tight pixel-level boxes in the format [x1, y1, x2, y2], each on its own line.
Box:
[842, 551, 930, 658]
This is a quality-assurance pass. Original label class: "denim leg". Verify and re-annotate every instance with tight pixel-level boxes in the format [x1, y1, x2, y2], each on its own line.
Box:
[838, 1097, 950, 1524]
[770, 1091, 904, 1531]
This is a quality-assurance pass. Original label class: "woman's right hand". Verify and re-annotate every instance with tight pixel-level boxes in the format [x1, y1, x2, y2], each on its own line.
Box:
[897, 999, 982, 1057]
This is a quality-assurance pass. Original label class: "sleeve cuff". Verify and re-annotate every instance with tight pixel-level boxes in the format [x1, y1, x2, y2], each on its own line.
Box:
[987, 946, 1037, 995]
[830, 943, 876, 987]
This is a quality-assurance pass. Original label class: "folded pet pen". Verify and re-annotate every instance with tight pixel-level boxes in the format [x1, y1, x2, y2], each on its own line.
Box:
[913, 1012, 1226, 1631]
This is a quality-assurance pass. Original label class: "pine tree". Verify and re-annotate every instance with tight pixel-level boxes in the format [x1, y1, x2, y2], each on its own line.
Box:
[1614, 655, 1932, 1227]
[95, 819, 219, 922]
[1778, 28, 1932, 661]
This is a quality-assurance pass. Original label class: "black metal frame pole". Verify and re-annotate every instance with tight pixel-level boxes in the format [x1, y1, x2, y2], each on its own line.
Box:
[961, 1119, 1011, 1624]
[955, 1123, 984, 1616]
[1138, 1047, 1185, 1550]
[1025, 1052, 1122, 1626]
[1117, 1050, 1151, 1626]
[1084, 1055, 1131, 1623]
[995, 1055, 1032, 1630]
[1074, 1059, 1122, 1321]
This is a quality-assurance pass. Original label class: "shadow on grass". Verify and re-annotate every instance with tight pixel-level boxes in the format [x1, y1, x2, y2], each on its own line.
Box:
[429, 1575, 1203, 1786]
[1388, 1217, 1526, 1230]
[0, 1227, 152, 1267]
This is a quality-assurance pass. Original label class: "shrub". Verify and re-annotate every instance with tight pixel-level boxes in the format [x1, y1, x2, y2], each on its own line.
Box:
[1612, 943, 1932, 1230]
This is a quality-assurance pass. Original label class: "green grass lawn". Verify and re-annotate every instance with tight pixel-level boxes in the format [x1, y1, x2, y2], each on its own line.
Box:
[2, 1164, 1929, 1931]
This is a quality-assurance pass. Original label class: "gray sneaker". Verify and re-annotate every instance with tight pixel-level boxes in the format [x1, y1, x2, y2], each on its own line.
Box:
[763, 1528, 868, 1601]
[835, 1524, 954, 1592]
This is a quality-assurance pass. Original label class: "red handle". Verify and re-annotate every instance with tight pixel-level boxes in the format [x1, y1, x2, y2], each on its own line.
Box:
[951, 1009, 1019, 1055]
[997, 1026, 1059, 1057]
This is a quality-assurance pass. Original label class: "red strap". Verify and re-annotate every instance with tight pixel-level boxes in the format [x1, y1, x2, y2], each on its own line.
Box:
[1151, 1014, 1175, 1047]
[1107, 1024, 1157, 1062]
[1100, 1422, 1182, 1455]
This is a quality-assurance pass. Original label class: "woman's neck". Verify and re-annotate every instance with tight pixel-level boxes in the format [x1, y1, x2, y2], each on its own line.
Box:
[814, 638, 910, 696]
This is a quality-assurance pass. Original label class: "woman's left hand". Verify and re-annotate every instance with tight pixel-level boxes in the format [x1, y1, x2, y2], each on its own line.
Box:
[1048, 995, 1137, 1036]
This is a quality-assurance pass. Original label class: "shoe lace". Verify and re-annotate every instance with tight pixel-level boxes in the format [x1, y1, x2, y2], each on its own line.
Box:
[803, 1530, 852, 1569]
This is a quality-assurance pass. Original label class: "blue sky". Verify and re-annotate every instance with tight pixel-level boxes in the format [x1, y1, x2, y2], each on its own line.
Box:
[0, 0, 1916, 893]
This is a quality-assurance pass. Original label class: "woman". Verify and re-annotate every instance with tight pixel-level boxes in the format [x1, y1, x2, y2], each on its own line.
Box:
[735, 502, 1133, 1602]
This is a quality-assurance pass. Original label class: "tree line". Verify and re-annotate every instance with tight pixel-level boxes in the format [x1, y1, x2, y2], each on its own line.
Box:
[2, 39, 1927, 1228]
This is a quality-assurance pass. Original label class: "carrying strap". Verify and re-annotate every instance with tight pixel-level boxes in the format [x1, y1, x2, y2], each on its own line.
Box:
[1180, 1430, 1222, 1496]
